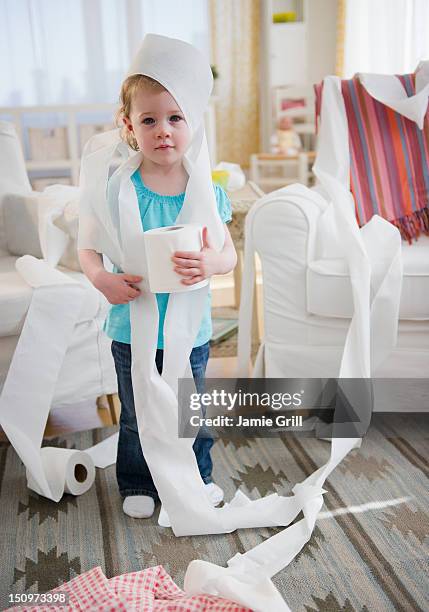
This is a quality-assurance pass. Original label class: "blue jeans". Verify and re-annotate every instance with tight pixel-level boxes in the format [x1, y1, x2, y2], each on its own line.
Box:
[111, 340, 213, 501]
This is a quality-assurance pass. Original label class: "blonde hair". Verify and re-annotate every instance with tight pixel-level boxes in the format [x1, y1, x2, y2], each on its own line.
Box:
[116, 74, 166, 151]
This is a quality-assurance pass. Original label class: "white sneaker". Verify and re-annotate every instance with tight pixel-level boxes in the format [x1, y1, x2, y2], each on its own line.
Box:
[123, 495, 155, 518]
[158, 482, 224, 528]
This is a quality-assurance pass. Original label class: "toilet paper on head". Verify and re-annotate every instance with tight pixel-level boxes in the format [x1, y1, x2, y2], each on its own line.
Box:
[26, 447, 96, 499]
[144, 224, 209, 293]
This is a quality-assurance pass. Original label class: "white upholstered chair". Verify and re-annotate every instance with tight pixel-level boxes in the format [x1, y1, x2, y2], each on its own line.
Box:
[239, 69, 429, 412]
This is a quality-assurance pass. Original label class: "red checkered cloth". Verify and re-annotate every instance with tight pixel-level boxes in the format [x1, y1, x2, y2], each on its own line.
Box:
[6, 565, 252, 611]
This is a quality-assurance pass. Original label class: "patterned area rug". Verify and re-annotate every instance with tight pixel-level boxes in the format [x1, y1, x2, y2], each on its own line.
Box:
[0, 416, 428, 611]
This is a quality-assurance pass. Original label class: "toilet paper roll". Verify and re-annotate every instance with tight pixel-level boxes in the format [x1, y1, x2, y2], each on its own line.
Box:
[26, 447, 95, 498]
[144, 224, 209, 293]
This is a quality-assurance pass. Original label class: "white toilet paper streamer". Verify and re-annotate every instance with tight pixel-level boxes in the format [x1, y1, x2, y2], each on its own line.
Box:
[116, 151, 373, 612]
[360, 67, 429, 129]
[0, 255, 110, 501]
[145, 224, 208, 293]
[0, 222, 203, 497]
[232, 76, 401, 608]
[72, 125, 378, 610]
[85, 431, 119, 469]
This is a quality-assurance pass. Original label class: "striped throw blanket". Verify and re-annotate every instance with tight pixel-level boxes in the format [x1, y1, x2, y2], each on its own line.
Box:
[315, 73, 429, 242]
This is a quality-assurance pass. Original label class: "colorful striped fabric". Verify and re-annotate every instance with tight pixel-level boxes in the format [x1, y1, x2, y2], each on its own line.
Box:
[315, 74, 429, 242]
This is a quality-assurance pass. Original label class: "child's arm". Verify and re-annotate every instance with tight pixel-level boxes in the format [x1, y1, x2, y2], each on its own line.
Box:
[78, 249, 143, 304]
[171, 224, 237, 286]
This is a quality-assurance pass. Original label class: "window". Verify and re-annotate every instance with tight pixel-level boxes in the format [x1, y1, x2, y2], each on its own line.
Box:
[0, 0, 210, 106]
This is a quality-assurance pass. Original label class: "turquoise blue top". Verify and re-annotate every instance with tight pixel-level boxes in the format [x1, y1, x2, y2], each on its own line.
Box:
[103, 170, 232, 348]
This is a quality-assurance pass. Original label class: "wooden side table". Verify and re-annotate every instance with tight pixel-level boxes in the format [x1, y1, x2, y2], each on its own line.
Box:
[250, 151, 316, 191]
[226, 181, 265, 343]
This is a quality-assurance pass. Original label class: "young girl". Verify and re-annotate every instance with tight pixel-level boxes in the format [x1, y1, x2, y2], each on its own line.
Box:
[79, 58, 237, 519]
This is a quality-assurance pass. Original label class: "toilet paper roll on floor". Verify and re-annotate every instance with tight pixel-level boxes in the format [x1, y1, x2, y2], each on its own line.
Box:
[26, 447, 95, 498]
[145, 224, 209, 293]
[0, 255, 103, 503]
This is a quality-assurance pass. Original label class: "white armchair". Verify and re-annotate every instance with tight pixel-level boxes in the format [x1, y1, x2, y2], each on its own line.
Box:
[238, 185, 429, 382]
[0, 121, 117, 412]
[238, 67, 429, 407]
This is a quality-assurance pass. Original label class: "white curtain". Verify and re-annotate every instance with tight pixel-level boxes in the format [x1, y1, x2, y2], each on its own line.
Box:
[0, 0, 210, 106]
[343, 0, 429, 77]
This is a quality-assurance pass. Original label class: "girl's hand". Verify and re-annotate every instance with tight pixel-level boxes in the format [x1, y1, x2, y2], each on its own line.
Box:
[171, 227, 224, 285]
[93, 270, 143, 304]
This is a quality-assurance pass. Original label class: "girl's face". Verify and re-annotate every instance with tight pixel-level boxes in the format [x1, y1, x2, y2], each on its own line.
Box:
[124, 88, 191, 167]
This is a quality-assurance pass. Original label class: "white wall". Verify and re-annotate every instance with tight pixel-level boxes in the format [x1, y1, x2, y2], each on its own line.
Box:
[306, 0, 338, 84]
